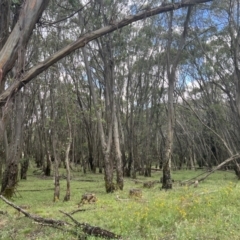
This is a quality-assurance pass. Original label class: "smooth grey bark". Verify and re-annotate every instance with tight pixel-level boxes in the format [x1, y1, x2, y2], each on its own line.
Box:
[62, 82, 72, 201]
[82, 46, 115, 192]
[113, 96, 123, 190]
[0, 0, 10, 184]
[63, 123, 71, 202]
[162, 6, 192, 189]
[0, 0, 50, 77]
[49, 80, 60, 202]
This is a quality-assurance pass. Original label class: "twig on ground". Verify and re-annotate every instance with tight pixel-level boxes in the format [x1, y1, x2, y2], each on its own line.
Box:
[70, 207, 96, 215]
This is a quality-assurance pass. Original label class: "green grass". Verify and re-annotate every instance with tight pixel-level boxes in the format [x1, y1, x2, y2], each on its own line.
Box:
[0, 169, 240, 239]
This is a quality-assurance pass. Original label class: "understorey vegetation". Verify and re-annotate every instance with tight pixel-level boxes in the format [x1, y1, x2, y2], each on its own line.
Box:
[0, 169, 240, 239]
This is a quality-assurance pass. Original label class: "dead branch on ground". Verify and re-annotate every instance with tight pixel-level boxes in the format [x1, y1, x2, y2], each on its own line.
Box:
[0, 195, 68, 226]
[60, 210, 121, 239]
[70, 208, 96, 215]
[180, 170, 211, 186]
[0, 195, 121, 239]
[182, 154, 240, 185]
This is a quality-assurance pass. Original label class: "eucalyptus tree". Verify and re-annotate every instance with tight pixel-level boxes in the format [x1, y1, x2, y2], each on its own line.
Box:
[158, 5, 193, 188]
[123, 21, 167, 177]
[0, 0, 213, 196]
[79, 1, 125, 192]
[179, 0, 240, 173]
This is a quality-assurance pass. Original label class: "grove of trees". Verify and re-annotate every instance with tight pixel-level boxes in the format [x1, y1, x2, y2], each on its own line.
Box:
[1, 0, 240, 200]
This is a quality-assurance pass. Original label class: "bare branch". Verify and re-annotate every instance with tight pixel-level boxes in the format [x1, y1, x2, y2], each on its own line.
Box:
[0, 195, 68, 226]
[42, 0, 92, 26]
[0, 195, 121, 239]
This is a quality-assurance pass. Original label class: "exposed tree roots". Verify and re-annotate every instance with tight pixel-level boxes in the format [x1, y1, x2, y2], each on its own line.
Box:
[0, 195, 121, 239]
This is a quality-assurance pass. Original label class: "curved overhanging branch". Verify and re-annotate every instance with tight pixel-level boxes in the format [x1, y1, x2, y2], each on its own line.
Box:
[0, 0, 212, 105]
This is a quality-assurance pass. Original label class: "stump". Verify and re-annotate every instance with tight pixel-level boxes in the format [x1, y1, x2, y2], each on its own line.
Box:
[129, 189, 142, 199]
[78, 193, 97, 207]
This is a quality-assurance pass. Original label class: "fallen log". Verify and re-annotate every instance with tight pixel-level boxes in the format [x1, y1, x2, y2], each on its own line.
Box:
[0, 195, 121, 239]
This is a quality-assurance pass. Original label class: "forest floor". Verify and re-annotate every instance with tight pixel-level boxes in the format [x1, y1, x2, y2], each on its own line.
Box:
[0, 167, 240, 240]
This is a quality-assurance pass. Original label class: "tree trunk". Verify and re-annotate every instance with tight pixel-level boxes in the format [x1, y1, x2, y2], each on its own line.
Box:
[44, 154, 51, 176]
[0, 156, 2, 183]
[82, 45, 115, 193]
[63, 87, 72, 201]
[162, 75, 174, 189]
[0, 0, 50, 78]
[52, 137, 60, 202]
[0, 0, 10, 49]
[0, 0, 10, 187]
[20, 158, 29, 180]
[144, 106, 151, 177]
[0, 0, 10, 92]
[1, 93, 23, 198]
[63, 131, 71, 201]
[162, 6, 192, 189]
[113, 108, 123, 190]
